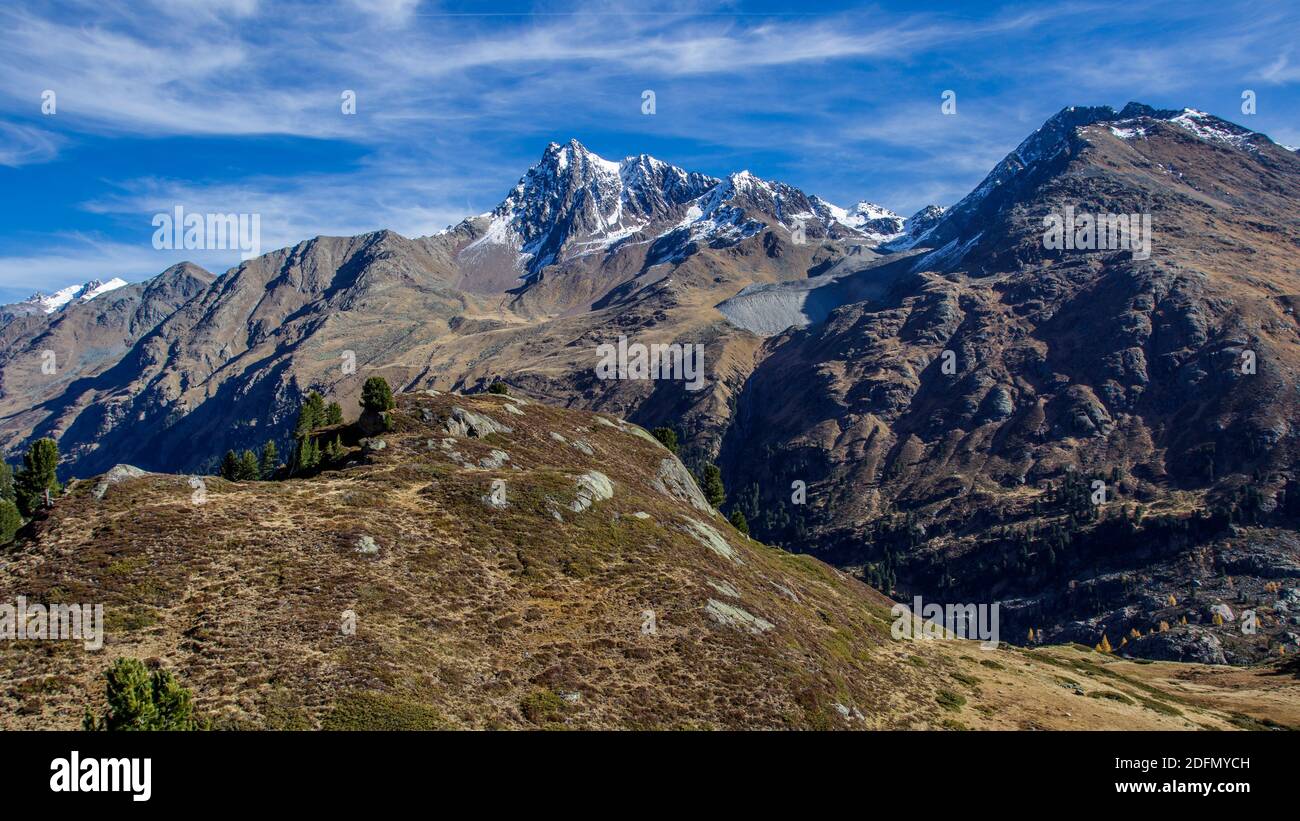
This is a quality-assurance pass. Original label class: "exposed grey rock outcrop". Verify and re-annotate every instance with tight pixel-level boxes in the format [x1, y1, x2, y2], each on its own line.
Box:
[445, 406, 513, 438]
[705, 599, 773, 633]
[653, 458, 713, 515]
[570, 471, 614, 512]
[92, 464, 149, 500]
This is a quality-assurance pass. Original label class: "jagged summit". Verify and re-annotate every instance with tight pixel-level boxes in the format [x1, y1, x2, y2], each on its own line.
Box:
[457, 139, 913, 279]
[5, 277, 128, 318]
[459, 140, 717, 274]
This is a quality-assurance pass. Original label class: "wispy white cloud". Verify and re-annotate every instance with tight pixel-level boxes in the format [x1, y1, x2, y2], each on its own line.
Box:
[3, 0, 1299, 297]
[0, 122, 65, 167]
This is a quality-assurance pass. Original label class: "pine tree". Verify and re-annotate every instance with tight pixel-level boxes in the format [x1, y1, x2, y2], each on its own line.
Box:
[698, 464, 725, 509]
[83, 657, 203, 731]
[1098, 634, 1112, 653]
[14, 438, 60, 517]
[325, 401, 344, 426]
[361, 377, 395, 413]
[728, 508, 750, 536]
[292, 437, 321, 474]
[651, 427, 680, 455]
[324, 435, 345, 461]
[487, 381, 509, 395]
[237, 450, 260, 481]
[295, 391, 327, 437]
[220, 450, 240, 481]
[260, 441, 279, 480]
[0, 499, 21, 544]
[0, 461, 14, 504]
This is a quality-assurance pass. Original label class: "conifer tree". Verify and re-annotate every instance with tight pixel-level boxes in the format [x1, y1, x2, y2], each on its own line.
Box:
[698, 464, 726, 509]
[260, 441, 279, 480]
[83, 658, 202, 731]
[361, 377, 395, 413]
[295, 391, 327, 437]
[220, 450, 240, 480]
[14, 438, 60, 517]
[237, 450, 260, 480]
[0, 461, 14, 504]
[728, 508, 750, 536]
[0, 499, 21, 544]
[651, 427, 680, 455]
[325, 401, 344, 426]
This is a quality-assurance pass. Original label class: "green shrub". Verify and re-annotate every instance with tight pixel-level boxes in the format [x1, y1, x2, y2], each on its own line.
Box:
[936, 688, 966, 712]
[84, 657, 204, 731]
[1088, 690, 1134, 705]
[519, 689, 567, 724]
[322, 692, 444, 730]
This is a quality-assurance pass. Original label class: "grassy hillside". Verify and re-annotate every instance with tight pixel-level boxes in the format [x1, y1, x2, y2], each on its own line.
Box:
[1, 392, 1294, 729]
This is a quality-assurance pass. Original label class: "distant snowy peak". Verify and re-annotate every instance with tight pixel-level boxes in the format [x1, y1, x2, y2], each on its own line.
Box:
[881, 205, 949, 251]
[459, 139, 927, 280]
[811, 197, 904, 240]
[21, 277, 129, 314]
[463, 139, 876, 275]
[462, 139, 719, 273]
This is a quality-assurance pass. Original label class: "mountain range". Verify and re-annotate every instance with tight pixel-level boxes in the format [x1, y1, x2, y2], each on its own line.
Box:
[3, 102, 1299, 667]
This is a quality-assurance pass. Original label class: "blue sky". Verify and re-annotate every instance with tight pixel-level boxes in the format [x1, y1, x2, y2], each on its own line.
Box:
[1, 0, 1298, 302]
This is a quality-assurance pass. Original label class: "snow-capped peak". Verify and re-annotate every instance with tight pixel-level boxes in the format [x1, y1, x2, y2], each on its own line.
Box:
[461, 139, 717, 274]
[810, 196, 906, 243]
[81, 277, 129, 301]
[20, 277, 129, 314]
[459, 140, 913, 279]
